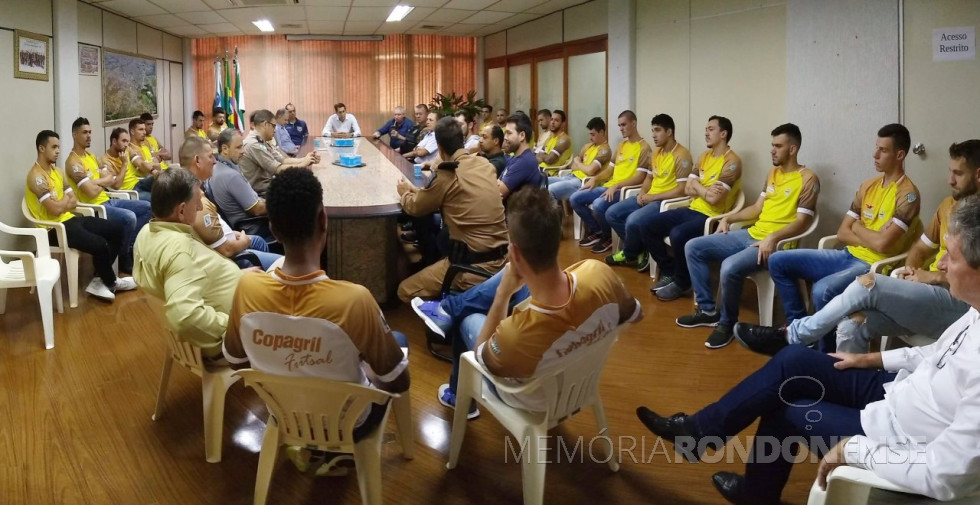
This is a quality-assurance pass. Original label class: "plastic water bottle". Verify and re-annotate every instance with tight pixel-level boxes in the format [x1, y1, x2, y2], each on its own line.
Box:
[413, 164, 423, 179]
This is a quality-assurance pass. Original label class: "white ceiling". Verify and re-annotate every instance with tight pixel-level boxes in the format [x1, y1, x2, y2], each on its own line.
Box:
[82, 0, 590, 38]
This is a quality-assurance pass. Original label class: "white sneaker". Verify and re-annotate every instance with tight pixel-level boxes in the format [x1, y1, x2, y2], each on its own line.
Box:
[85, 278, 116, 301]
[113, 277, 138, 292]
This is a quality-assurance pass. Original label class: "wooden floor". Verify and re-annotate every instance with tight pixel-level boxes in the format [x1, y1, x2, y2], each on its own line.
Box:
[0, 221, 819, 505]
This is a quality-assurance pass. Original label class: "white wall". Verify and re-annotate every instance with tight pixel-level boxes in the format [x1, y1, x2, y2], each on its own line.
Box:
[483, 0, 609, 56]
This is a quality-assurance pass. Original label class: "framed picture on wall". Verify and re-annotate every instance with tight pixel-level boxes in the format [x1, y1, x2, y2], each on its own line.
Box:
[14, 30, 50, 81]
[102, 49, 158, 124]
[79, 44, 100, 76]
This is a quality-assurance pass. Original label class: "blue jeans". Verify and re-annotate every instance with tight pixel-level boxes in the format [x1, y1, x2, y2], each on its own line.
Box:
[685, 229, 766, 326]
[547, 175, 581, 201]
[640, 208, 708, 288]
[606, 197, 663, 257]
[570, 187, 620, 238]
[768, 248, 870, 323]
[236, 235, 283, 270]
[134, 175, 154, 202]
[103, 198, 152, 273]
[691, 346, 894, 503]
[787, 274, 968, 352]
[443, 269, 531, 393]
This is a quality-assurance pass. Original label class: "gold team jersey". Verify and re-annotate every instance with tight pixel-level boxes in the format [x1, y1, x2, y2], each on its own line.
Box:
[538, 132, 573, 169]
[186, 127, 208, 140]
[223, 269, 409, 422]
[689, 149, 743, 217]
[478, 260, 641, 412]
[25, 164, 75, 226]
[572, 142, 612, 179]
[102, 151, 127, 185]
[120, 143, 154, 191]
[846, 174, 921, 265]
[922, 196, 956, 272]
[643, 143, 694, 196]
[748, 167, 820, 240]
[145, 136, 168, 171]
[603, 139, 653, 188]
[65, 151, 110, 205]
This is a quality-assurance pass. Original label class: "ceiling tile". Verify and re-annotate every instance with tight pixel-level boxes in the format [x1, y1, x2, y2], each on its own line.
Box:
[216, 6, 307, 23]
[136, 13, 190, 28]
[343, 20, 382, 34]
[486, 0, 548, 13]
[176, 10, 228, 24]
[422, 8, 472, 23]
[441, 22, 487, 34]
[348, 0, 399, 5]
[200, 0, 233, 8]
[301, 0, 352, 5]
[98, 0, 167, 17]
[277, 21, 311, 34]
[163, 24, 207, 37]
[524, 0, 585, 14]
[199, 22, 240, 33]
[346, 6, 391, 20]
[146, 0, 211, 13]
[498, 12, 540, 26]
[307, 20, 347, 33]
[443, 0, 496, 9]
[305, 6, 350, 20]
[460, 10, 511, 23]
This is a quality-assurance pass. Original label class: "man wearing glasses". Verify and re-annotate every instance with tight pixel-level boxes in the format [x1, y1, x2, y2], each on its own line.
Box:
[283, 103, 309, 148]
[635, 194, 980, 504]
[239, 109, 317, 197]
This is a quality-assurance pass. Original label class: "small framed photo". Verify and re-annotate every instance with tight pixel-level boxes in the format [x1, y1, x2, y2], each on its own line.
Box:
[79, 43, 100, 76]
[14, 30, 50, 81]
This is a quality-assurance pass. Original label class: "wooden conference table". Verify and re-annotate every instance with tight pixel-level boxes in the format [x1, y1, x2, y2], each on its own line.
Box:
[307, 137, 419, 304]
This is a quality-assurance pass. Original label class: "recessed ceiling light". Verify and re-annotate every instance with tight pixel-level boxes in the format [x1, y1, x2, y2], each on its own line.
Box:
[386, 4, 414, 22]
[252, 19, 274, 32]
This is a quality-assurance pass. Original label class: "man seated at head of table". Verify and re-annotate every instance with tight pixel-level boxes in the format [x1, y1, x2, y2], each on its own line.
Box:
[395, 116, 510, 302]
[239, 109, 318, 197]
[322, 102, 361, 139]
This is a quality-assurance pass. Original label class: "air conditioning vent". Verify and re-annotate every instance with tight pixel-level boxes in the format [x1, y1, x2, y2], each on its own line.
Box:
[420, 25, 444, 29]
[280, 23, 302, 28]
[230, 0, 297, 6]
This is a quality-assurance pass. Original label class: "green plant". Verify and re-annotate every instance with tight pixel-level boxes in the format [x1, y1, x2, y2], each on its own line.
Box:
[429, 90, 486, 119]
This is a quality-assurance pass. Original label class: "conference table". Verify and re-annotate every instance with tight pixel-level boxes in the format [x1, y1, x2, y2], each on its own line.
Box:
[308, 137, 421, 304]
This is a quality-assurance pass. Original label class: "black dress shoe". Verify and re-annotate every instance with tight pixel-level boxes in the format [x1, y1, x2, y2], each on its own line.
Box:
[400, 231, 418, 243]
[733, 323, 789, 356]
[712, 472, 748, 505]
[635, 407, 705, 462]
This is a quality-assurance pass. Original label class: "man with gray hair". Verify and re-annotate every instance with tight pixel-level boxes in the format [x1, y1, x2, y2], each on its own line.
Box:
[372, 106, 415, 150]
[208, 129, 275, 243]
[133, 168, 243, 359]
[273, 108, 298, 156]
[239, 109, 317, 196]
[636, 195, 980, 504]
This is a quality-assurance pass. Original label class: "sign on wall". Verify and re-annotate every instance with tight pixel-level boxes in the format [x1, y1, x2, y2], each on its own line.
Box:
[103, 50, 158, 124]
[933, 26, 975, 61]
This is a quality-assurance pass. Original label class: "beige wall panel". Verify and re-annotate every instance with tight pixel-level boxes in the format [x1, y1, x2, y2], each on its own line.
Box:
[136, 24, 163, 58]
[162, 33, 182, 61]
[635, 0, 691, 148]
[506, 12, 562, 54]
[484, 31, 506, 58]
[564, 0, 608, 41]
[0, 0, 53, 35]
[102, 10, 137, 53]
[77, 1, 102, 46]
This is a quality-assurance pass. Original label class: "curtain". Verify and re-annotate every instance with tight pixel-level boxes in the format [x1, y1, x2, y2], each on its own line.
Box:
[192, 35, 477, 136]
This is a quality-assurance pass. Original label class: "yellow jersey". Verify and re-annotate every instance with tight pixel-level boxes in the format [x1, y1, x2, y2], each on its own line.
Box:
[145, 136, 169, 170]
[186, 127, 208, 140]
[748, 167, 820, 240]
[689, 149, 742, 217]
[603, 139, 653, 188]
[922, 196, 956, 272]
[538, 132, 573, 170]
[121, 144, 154, 191]
[65, 150, 110, 205]
[25, 163, 75, 226]
[644, 143, 694, 196]
[845, 174, 921, 264]
[572, 142, 613, 179]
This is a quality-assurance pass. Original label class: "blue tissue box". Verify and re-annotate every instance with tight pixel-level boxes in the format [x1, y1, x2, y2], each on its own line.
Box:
[339, 154, 362, 167]
[332, 138, 355, 147]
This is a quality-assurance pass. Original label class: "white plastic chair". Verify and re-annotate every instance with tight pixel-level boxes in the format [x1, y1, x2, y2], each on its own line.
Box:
[807, 465, 980, 505]
[21, 198, 95, 309]
[445, 329, 622, 505]
[106, 189, 139, 200]
[236, 369, 414, 505]
[728, 212, 821, 326]
[151, 330, 241, 463]
[646, 191, 746, 280]
[0, 220, 63, 349]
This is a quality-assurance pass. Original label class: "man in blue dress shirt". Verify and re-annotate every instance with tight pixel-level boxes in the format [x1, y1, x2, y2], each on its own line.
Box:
[372, 106, 415, 150]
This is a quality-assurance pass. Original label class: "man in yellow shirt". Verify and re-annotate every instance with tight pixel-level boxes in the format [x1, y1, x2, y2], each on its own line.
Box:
[26, 130, 136, 301]
[756, 123, 922, 352]
[479, 104, 494, 132]
[185, 110, 208, 139]
[737, 139, 979, 356]
[121, 117, 162, 201]
[133, 168, 243, 358]
[532, 109, 551, 154]
[208, 107, 226, 142]
[547, 117, 613, 201]
[536, 110, 573, 173]
[679, 124, 819, 348]
[643, 115, 743, 301]
[605, 114, 693, 270]
[65, 117, 152, 274]
[139, 113, 171, 170]
[572, 110, 652, 254]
